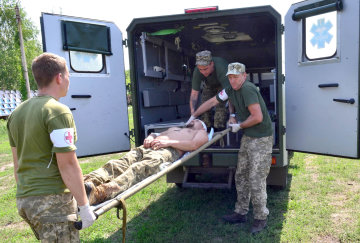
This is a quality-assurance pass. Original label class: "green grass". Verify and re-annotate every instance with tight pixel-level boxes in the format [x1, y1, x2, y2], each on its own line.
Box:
[0, 117, 360, 242]
[0, 119, 12, 166]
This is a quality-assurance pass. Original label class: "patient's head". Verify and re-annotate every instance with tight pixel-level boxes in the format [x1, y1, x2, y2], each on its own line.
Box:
[186, 119, 207, 131]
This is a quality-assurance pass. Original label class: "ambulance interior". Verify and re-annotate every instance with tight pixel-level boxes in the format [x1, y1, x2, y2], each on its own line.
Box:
[131, 11, 280, 150]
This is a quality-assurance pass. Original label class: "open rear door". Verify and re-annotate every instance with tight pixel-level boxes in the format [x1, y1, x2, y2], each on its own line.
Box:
[41, 13, 130, 157]
[285, 0, 359, 158]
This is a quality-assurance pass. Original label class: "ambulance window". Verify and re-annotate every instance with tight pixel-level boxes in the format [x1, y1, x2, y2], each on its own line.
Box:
[304, 11, 337, 60]
[69, 51, 104, 73]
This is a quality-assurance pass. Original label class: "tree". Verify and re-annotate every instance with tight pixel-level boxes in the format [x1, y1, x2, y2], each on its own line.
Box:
[0, 0, 42, 95]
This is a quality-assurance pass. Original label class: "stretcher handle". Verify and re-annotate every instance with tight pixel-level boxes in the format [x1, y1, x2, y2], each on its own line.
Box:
[74, 221, 82, 230]
[74, 212, 99, 230]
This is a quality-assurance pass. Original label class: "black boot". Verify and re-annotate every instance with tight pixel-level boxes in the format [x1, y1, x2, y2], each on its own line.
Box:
[250, 219, 267, 234]
[222, 213, 247, 224]
[84, 181, 103, 205]
[84, 182, 94, 198]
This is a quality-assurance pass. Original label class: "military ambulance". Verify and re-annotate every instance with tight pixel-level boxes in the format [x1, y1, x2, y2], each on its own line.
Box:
[40, 0, 358, 188]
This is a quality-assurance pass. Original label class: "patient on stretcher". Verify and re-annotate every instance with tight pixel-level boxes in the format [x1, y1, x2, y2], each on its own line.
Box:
[84, 119, 209, 205]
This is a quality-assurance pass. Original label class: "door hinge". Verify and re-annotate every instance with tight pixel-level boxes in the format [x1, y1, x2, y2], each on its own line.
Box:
[124, 129, 135, 143]
[281, 24, 285, 34]
[129, 129, 135, 138]
[281, 74, 285, 84]
[281, 126, 286, 135]
[122, 39, 128, 47]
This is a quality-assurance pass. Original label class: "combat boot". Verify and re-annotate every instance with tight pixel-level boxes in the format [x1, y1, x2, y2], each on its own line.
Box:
[222, 213, 247, 224]
[85, 182, 108, 205]
[250, 219, 267, 234]
[84, 181, 94, 198]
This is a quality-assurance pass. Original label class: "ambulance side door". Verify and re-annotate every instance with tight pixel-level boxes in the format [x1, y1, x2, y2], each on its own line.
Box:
[41, 13, 130, 157]
[285, 0, 359, 158]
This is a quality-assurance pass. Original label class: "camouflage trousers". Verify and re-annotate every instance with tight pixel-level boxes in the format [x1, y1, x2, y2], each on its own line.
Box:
[234, 135, 273, 220]
[84, 146, 180, 200]
[201, 84, 227, 129]
[16, 193, 79, 242]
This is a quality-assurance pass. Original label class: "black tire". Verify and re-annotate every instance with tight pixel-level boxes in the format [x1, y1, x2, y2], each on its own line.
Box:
[175, 183, 183, 188]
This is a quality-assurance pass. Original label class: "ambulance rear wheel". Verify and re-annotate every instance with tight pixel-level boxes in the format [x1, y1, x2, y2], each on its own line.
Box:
[175, 183, 183, 188]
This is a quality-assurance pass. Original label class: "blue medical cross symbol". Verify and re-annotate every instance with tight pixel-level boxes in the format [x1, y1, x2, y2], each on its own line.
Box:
[310, 18, 333, 49]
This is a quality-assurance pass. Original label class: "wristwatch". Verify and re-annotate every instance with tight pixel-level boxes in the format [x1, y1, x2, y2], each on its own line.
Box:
[229, 113, 236, 118]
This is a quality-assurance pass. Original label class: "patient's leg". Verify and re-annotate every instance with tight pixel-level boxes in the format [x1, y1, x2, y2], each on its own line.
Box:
[83, 147, 143, 186]
[89, 147, 180, 204]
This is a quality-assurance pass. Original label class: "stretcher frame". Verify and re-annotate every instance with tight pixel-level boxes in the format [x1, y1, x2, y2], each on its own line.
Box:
[75, 127, 231, 241]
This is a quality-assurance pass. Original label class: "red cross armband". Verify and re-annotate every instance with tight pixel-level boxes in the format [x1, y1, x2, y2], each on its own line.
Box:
[50, 128, 75, 147]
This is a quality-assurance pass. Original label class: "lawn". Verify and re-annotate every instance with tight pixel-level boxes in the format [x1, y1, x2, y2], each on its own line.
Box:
[0, 115, 359, 242]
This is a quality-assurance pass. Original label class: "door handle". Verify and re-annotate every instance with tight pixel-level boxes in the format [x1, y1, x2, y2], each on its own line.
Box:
[70, 108, 76, 111]
[71, 95, 92, 98]
[333, 98, 355, 104]
[318, 83, 339, 88]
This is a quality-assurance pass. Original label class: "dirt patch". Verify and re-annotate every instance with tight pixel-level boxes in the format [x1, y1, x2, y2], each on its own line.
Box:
[1, 221, 28, 231]
[304, 155, 319, 182]
[304, 155, 317, 165]
[0, 163, 13, 172]
[304, 155, 318, 170]
[329, 194, 347, 207]
[311, 172, 319, 183]
[0, 174, 14, 190]
[313, 235, 340, 243]
[345, 180, 360, 193]
[79, 159, 90, 164]
[331, 211, 352, 224]
[329, 179, 359, 232]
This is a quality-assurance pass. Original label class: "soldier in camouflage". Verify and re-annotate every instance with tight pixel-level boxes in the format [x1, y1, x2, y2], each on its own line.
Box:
[7, 53, 95, 242]
[17, 193, 79, 242]
[189, 62, 273, 234]
[84, 119, 209, 205]
[189, 50, 231, 131]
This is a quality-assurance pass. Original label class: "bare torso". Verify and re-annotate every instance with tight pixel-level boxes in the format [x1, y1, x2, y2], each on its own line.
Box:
[156, 127, 204, 155]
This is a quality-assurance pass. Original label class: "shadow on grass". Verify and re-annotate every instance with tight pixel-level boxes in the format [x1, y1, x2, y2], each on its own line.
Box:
[87, 173, 292, 243]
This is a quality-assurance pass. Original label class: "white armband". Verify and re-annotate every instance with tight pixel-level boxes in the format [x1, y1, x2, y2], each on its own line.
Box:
[218, 89, 228, 101]
[50, 128, 75, 147]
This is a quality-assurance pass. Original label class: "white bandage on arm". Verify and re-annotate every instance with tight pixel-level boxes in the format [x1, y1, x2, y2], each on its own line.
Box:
[50, 128, 75, 147]
[218, 89, 228, 101]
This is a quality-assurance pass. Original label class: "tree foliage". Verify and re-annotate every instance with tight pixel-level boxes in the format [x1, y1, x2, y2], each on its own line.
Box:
[0, 0, 42, 92]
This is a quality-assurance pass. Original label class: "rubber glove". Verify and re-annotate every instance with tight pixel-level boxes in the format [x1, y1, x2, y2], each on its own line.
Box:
[229, 123, 242, 133]
[185, 115, 196, 126]
[78, 203, 96, 229]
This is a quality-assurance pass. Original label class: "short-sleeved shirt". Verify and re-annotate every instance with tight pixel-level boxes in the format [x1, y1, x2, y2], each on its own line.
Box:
[7, 96, 77, 198]
[191, 57, 229, 91]
[216, 81, 273, 137]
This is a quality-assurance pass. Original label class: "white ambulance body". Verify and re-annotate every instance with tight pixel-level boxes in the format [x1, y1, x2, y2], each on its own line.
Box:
[40, 0, 358, 188]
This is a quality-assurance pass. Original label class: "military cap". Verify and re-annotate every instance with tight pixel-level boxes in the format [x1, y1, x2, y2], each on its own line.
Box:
[195, 50, 212, 66]
[226, 62, 246, 76]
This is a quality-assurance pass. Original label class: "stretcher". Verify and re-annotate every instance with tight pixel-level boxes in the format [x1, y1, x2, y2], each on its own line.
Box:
[75, 127, 231, 242]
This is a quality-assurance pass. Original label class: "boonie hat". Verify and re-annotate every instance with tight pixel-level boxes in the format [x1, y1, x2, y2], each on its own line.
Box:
[196, 50, 212, 66]
[226, 62, 246, 76]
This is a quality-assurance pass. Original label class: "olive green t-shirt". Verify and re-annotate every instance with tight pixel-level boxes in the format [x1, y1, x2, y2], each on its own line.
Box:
[7, 96, 77, 198]
[191, 57, 229, 91]
[216, 81, 273, 137]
